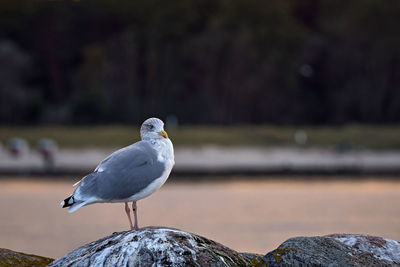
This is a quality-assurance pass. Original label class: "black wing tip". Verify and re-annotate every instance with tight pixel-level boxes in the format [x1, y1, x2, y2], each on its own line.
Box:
[61, 196, 74, 208]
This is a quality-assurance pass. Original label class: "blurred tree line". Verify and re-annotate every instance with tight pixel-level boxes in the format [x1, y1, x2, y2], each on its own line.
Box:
[0, 0, 399, 125]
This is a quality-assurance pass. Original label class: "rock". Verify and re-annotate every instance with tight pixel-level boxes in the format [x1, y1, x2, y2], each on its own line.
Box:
[0, 248, 54, 266]
[49, 227, 253, 267]
[47, 229, 400, 266]
[240, 252, 264, 266]
[263, 234, 400, 266]
[328, 234, 400, 264]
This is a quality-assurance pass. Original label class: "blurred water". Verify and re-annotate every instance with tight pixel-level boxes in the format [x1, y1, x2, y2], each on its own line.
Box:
[0, 177, 399, 258]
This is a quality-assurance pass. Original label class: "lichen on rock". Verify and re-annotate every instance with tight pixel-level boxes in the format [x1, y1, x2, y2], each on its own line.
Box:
[0, 248, 54, 267]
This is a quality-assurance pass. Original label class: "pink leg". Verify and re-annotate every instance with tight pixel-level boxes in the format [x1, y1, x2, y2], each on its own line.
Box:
[124, 202, 134, 230]
[132, 201, 139, 230]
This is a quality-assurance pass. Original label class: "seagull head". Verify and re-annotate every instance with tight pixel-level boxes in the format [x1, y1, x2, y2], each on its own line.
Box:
[140, 117, 168, 140]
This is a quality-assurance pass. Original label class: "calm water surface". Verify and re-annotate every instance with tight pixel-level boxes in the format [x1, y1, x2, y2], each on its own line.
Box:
[1, 177, 400, 258]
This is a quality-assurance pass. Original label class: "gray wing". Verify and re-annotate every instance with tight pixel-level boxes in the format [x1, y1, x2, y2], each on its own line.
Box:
[74, 141, 165, 201]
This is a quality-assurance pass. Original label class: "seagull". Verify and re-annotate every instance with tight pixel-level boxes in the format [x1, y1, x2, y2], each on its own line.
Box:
[61, 118, 175, 230]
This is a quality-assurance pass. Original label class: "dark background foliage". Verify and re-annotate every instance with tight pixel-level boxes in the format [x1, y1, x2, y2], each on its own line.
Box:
[0, 0, 399, 125]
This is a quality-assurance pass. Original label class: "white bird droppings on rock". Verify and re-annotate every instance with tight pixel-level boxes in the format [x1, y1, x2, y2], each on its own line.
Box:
[334, 236, 358, 247]
[329, 234, 400, 264]
[49, 227, 252, 267]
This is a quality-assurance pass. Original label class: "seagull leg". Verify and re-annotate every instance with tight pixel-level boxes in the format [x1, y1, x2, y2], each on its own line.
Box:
[132, 201, 139, 230]
[124, 202, 134, 230]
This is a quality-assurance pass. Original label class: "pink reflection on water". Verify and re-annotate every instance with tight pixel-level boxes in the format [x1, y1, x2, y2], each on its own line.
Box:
[0, 177, 399, 258]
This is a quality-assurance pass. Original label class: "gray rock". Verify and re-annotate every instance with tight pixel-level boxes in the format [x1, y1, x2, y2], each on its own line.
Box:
[48, 229, 400, 267]
[49, 227, 253, 267]
[263, 234, 400, 266]
[328, 234, 400, 264]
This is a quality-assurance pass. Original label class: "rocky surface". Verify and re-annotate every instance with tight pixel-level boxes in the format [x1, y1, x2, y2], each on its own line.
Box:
[329, 234, 400, 264]
[48, 227, 253, 267]
[0, 248, 53, 266]
[263, 234, 400, 266]
[10, 229, 398, 267]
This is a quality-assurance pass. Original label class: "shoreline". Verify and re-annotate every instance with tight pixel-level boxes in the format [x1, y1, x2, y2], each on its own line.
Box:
[2, 146, 400, 177]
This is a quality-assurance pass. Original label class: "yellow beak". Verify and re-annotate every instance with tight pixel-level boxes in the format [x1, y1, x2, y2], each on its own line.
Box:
[158, 130, 168, 139]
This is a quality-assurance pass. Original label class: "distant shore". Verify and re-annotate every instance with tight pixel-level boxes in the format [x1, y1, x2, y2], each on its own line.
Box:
[2, 146, 400, 177]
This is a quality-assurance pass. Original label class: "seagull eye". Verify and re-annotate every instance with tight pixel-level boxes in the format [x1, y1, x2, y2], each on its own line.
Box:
[147, 124, 154, 130]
